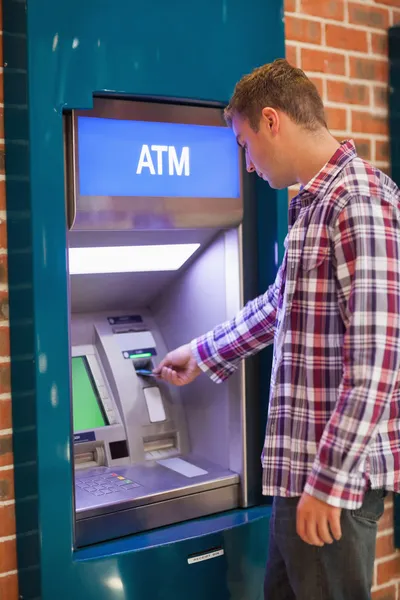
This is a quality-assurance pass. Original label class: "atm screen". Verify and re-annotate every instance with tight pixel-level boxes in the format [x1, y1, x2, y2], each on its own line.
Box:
[72, 356, 108, 431]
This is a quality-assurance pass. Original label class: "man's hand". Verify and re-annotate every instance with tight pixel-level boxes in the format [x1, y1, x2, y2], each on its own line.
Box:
[153, 343, 201, 386]
[296, 492, 342, 546]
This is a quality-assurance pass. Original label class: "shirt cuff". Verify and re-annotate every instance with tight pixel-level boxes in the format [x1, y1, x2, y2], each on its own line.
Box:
[190, 333, 238, 384]
[304, 459, 368, 510]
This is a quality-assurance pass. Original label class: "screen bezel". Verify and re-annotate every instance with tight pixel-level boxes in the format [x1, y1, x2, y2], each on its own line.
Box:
[71, 347, 110, 432]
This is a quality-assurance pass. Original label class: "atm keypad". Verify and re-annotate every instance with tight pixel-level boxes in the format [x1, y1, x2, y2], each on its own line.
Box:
[76, 473, 141, 496]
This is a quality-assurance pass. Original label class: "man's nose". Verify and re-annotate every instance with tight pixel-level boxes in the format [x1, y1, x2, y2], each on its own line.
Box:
[246, 156, 255, 173]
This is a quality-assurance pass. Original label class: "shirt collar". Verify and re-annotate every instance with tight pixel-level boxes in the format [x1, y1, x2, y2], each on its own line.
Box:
[296, 139, 357, 207]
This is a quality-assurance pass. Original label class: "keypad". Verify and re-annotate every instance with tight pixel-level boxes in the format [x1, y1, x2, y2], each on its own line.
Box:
[76, 473, 141, 496]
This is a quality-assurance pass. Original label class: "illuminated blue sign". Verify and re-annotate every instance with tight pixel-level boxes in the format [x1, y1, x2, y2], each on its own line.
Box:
[77, 116, 240, 198]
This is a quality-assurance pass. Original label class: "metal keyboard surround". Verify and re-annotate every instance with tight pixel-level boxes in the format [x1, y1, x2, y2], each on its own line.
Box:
[74, 455, 240, 547]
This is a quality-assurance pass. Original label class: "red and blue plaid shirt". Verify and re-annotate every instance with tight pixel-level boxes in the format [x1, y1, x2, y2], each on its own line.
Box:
[191, 140, 400, 509]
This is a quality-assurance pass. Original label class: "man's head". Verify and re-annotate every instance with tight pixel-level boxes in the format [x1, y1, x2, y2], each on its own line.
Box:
[225, 59, 328, 189]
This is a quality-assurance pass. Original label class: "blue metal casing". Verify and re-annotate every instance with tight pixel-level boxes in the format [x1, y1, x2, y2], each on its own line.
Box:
[3, 0, 286, 597]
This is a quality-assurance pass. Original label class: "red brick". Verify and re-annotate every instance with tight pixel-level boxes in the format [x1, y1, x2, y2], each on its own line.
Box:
[0, 436, 12, 468]
[325, 107, 347, 131]
[0, 398, 12, 431]
[0, 573, 18, 600]
[286, 45, 298, 67]
[376, 532, 396, 559]
[0, 504, 15, 538]
[0, 255, 8, 286]
[301, 49, 346, 76]
[327, 80, 370, 106]
[379, 503, 394, 532]
[0, 292, 8, 321]
[326, 24, 368, 53]
[372, 33, 388, 57]
[378, 0, 400, 5]
[285, 0, 297, 12]
[374, 86, 389, 109]
[393, 10, 400, 26]
[380, 165, 392, 178]
[300, 0, 344, 21]
[377, 555, 400, 586]
[352, 137, 372, 160]
[0, 109, 4, 141]
[350, 57, 388, 83]
[372, 585, 397, 600]
[0, 538, 16, 574]
[376, 141, 390, 163]
[285, 16, 322, 45]
[0, 221, 7, 250]
[0, 469, 14, 501]
[348, 3, 390, 29]
[0, 363, 10, 395]
[0, 150, 3, 178]
[0, 328, 10, 359]
[0, 179, 6, 212]
[352, 110, 388, 135]
[309, 76, 323, 98]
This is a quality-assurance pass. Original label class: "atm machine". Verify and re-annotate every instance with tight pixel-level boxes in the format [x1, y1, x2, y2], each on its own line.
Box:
[64, 97, 263, 549]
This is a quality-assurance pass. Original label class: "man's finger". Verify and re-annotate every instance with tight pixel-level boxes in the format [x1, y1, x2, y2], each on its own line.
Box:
[154, 356, 171, 374]
[329, 511, 342, 541]
[160, 366, 186, 386]
[317, 518, 333, 544]
[296, 509, 307, 544]
[305, 516, 324, 546]
[160, 366, 175, 383]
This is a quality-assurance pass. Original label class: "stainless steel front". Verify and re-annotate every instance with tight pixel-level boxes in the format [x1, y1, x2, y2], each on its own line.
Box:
[75, 456, 239, 546]
[76, 480, 239, 547]
[75, 457, 238, 518]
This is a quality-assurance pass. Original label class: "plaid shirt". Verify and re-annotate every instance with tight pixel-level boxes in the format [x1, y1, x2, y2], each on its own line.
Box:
[191, 140, 400, 509]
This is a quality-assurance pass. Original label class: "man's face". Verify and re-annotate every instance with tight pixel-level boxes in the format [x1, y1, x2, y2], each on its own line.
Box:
[231, 112, 293, 189]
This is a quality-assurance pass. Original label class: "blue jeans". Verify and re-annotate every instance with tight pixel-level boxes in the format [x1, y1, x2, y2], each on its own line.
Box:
[264, 489, 386, 600]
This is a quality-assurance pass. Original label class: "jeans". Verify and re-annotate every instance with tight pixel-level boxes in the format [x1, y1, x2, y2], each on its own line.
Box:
[264, 489, 386, 600]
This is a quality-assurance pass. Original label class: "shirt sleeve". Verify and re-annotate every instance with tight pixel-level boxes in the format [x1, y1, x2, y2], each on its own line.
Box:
[305, 195, 400, 509]
[190, 259, 285, 383]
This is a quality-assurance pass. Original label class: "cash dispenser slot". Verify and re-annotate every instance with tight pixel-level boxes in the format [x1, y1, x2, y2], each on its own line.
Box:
[74, 442, 106, 470]
[143, 433, 178, 459]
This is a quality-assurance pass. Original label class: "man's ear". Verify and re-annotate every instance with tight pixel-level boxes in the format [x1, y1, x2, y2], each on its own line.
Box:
[261, 107, 279, 135]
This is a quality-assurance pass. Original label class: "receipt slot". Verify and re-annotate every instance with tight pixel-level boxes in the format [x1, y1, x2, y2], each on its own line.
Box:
[64, 97, 261, 547]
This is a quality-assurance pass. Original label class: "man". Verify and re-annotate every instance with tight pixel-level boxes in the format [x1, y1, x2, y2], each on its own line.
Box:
[154, 59, 400, 599]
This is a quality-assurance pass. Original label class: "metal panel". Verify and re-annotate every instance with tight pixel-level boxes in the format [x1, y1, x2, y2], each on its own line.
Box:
[76, 478, 239, 547]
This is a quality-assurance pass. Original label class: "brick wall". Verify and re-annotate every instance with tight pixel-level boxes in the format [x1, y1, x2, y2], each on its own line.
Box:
[0, 1, 18, 598]
[284, 0, 400, 598]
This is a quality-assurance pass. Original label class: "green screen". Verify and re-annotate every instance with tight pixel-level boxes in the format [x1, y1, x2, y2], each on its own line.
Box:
[72, 356, 107, 431]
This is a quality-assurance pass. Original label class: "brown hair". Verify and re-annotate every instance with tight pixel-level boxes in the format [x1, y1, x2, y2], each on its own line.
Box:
[224, 58, 327, 131]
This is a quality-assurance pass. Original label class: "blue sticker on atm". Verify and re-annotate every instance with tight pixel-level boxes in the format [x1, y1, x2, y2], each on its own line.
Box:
[74, 431, 96, 443]
[77, 117, 240, 199]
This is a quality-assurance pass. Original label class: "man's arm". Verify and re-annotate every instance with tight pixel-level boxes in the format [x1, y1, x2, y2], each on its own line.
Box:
[304, 194, 400, 510]
[189, 259, 285, 383]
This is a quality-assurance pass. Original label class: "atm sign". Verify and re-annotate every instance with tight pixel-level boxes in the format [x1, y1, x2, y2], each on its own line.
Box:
[77, 116, 240, 199]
